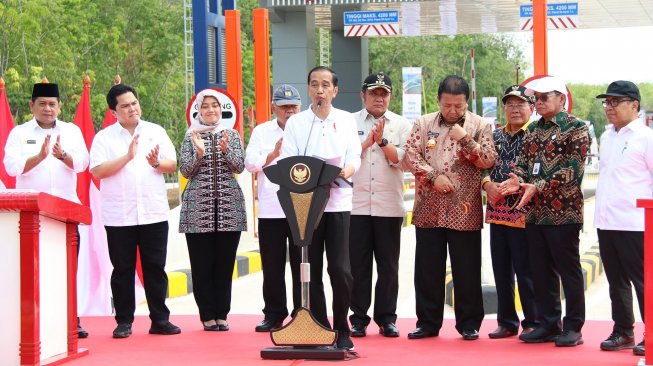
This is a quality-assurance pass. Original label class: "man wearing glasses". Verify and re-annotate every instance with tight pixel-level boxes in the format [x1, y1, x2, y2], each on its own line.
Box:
[500, 76, 590, 347]
[348, 72, 411, 339]
[483, 85, 539, 339]
[405, 75, 496, 341]
[594, 81, 650, 357]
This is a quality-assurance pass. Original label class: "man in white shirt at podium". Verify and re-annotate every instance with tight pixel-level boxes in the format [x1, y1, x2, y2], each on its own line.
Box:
[280, 66, 362, 351]
[3, 82, 90, 337]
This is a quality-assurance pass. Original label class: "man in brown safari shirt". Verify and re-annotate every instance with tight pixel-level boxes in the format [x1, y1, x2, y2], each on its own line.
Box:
[405, 75, 496, 341]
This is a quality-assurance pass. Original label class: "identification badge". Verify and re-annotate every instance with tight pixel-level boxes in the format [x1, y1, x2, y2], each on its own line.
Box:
[26, 140, 36, 144]
[532, 162, 541, 176]
[426, 131, 439, 149]
[358, 130, 364, 135]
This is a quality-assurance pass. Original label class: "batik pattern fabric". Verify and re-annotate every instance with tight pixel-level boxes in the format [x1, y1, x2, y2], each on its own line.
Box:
[405, 111, 496, 231]
[514, 111, 591, 225]
[485, 125, 529, 228]
[179, 128, 247, 233]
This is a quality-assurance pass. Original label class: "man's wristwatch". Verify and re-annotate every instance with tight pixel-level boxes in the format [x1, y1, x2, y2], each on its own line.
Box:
[377, 138, 388, 147]
[152, 161, 161, 169]
[58, 151, 67, 161]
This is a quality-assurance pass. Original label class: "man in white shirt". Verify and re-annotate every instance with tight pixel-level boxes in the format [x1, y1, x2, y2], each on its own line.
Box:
[348, 72, 410, 339]
[90, 84, 180, 339]
[4, 82, 90, 338]
[4, 83, 89, 202]
[594, 81, 651, 357]
[245, 84, 302, 332]
[280, 66, 362, 350]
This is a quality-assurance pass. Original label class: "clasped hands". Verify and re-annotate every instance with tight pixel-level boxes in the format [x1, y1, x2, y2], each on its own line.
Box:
[495, 173, 537, 210]
[125, 134, 161, 167]
[191, 130, 229, 159]
[417, 172, 455, 194]
[362, 117, 386, 149]
[39, 135, 66, 160]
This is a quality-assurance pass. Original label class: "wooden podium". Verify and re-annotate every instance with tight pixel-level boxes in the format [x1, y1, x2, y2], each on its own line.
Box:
[0, 192, 91, 366]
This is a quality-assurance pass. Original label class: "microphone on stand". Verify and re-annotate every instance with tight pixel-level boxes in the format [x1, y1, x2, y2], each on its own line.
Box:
[303, 100, 322, 156]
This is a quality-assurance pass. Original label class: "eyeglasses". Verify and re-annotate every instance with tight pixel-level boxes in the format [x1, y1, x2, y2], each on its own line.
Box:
[533, 92, 561, 102]
[602, 99, 634, 108]
[504, 103, 529, 110]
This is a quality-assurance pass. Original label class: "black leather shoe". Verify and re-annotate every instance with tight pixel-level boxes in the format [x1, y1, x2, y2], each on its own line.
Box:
[77, 318, 88, 339]
[379, 323, 399, 337]
[521, 327, 536, 335]
[112, 323, 132, 338]
[255, 319, 283, 332]
[336, 334, 355, 350]
[555, 330, 583, 347]
[351, 324, 367, 337]
[407, 328, 438, 339]
[600, 332, 635, 351]
[634, 341, 645, 356]
[488, 326, 517, 339]
[149, 321, 181, 335]
[462, 329, 479, 340]
[519, 327, 560, 343]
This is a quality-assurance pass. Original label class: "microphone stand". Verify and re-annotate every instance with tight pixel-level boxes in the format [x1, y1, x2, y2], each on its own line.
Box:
[301, 100, 320, 310]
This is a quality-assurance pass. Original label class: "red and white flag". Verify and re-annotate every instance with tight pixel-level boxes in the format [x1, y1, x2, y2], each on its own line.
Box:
[74, 77, 114, 315]
[0, 78, 16, 188]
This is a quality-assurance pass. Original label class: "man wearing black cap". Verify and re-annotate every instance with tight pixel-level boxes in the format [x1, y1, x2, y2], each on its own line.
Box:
[3, 82, 90, 337]
[594, 81, 650, 356]
[245, 84, 302, 332]
[500, 76, 590, 347]
[482, 85, 539, 339]
[348, 72, 410, 338]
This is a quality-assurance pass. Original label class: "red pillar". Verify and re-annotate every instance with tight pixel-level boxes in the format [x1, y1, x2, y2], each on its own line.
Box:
[225, 10, 244, 139]
[532, 0, 548, 75]
[253, 8, 271, 125]
[637, 199, 653, 365]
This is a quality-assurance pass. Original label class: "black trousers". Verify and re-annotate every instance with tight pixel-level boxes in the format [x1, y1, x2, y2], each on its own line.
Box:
[598, 229, 645, 335]
[414, 227, 484, 334]
[105, 221, 170, 324]
[185, 231, 241, 322]
[258, 218, 300, 322]
[489, 223, 539, 331]
[349, 215, 402, 327]
[526, 223, 585, 332]
[290, 211, 353, 334]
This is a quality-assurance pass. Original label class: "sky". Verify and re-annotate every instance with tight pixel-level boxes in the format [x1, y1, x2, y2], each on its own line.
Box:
[513, 26, 653, 85]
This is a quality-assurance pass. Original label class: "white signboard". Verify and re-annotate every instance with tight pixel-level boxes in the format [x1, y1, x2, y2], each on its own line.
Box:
[402, 67, 422, 124]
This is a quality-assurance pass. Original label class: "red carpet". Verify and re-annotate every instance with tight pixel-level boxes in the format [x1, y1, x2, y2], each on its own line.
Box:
[68, 315, 643, 366]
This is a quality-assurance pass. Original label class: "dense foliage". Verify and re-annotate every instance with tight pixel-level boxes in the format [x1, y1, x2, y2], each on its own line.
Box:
[1, 0, 650, 151]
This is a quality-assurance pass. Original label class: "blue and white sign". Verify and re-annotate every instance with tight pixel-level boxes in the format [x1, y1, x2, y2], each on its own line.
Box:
[519, 2, 579, 30]
[344, 11, 399, 25]
[520, 2, 578, 18]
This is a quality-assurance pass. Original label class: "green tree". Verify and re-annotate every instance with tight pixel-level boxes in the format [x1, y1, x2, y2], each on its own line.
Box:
[0, 0, 186, 146]
[368, 34, 526, 118]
